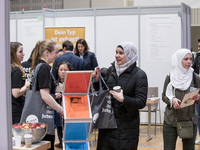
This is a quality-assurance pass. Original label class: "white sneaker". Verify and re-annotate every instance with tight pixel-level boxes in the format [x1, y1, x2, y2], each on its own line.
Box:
[195, 138, 200, 144]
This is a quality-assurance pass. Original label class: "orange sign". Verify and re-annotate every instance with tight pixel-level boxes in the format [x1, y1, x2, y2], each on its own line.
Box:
[64, 72, 92, 93]
[45, 27, 85, 49]
[64, 95, 90, 119]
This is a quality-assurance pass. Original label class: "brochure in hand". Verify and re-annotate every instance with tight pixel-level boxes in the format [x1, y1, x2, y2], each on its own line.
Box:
[180, 88, 200, 108]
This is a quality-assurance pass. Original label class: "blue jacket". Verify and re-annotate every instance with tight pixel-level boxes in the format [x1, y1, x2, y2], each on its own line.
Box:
[52, 51, 83, 80]
[80, 51, 98, 70]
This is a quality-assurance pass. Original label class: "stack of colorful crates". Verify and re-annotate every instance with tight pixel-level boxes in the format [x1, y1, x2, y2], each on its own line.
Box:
[62, 71, 93, 150]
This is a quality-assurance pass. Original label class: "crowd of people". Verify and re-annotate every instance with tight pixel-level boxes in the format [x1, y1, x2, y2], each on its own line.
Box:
[11, 39, 98, 150]
[11, 38, 200, 150]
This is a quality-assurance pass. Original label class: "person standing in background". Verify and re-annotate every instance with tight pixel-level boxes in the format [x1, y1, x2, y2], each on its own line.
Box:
[11, 42, 30, 124]
[74, 39, 98, 70]
[21, 48, 36, 88]
[54, 61, 73, 149]
[58, 48, 64, 56]
[162, 49, 200, 150]
[52, 40, 83, 80]
[192, 38, 200, 144]
[192, 38, 200, 74]
[21, 53, 32, 81]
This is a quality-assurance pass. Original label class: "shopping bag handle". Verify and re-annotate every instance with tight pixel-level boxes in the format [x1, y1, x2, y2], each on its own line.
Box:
[99, 74, 109, 90]
[91, 73, 109, 93]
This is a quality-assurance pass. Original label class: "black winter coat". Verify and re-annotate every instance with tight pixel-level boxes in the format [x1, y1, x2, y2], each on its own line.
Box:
[192, 52, 200, 74]
[97, 62, 148, 150]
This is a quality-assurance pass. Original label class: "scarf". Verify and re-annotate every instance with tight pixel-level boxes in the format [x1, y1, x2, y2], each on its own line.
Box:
[115, 42, 138, 76]
[166, 48, 193, 104]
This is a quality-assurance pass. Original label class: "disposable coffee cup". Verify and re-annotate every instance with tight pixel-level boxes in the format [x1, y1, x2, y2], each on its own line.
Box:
[24, 134, 32, 148]
[113, 86, 121, 93]
[14, 135, 22, 147]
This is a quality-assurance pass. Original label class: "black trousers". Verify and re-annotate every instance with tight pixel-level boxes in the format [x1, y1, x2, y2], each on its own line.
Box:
[42, 134, 55, 150]
[57, 126, 63, 143]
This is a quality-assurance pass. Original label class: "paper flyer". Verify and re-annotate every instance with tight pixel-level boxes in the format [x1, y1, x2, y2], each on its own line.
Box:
[180, 88, 200, 108]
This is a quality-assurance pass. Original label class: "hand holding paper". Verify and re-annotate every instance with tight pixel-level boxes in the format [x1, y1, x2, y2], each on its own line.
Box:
[172, 97, 181, 109]
[191, 94, 200, 101]
[180, 88, 200, 108]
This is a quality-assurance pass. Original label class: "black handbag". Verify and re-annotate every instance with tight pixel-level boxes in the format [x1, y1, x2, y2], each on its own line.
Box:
[20, 63, 55, 135]
[90, 75, 117, 131]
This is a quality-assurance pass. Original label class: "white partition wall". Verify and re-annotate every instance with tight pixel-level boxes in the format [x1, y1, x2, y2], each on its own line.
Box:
[10, 18, 16, 42]
[18, 18, 43, 61]
[9, 3, 191, 124]
[139, 4, 190, 123]
[53, 9, 95, 55]
[96, 15, 138, 67]
[140, 14, 182, 123]
[44, 9, 55, 39]
[44, 9, 55, 27]
[55, 16, 95, 52]
[95, 7, 139, 67]
[10, 11, 44, 61]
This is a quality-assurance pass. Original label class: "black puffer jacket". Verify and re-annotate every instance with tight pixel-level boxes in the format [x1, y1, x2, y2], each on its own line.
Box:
[97, 62, 148, 150]
[192, 52, 200, 74]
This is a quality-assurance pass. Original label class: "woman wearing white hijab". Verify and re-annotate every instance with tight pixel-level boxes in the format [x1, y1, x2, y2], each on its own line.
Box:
[162, 49, 200, 150]
[93, 42, 148, 150]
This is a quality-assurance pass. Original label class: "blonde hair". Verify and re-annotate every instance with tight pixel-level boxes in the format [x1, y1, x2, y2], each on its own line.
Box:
[30, 40, 56, 73]
[10, 42, 24, 76]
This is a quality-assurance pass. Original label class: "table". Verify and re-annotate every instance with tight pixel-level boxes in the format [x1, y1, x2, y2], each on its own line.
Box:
[13, 141, 51, 150]
[146, 97, 160, 141]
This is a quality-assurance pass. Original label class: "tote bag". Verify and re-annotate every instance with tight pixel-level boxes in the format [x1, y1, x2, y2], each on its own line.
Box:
[20, 63, 54, 135]
[90, 75, 117, 131]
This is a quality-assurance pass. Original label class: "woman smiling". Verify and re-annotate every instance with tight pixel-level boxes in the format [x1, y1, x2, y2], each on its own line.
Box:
[93, 42, 148, 150]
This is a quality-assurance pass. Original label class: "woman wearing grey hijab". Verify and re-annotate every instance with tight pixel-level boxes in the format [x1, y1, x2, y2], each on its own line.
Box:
[93, 42, 148, 150]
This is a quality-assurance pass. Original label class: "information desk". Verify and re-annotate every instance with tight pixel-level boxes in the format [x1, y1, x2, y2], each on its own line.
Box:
[146, 97, 160, 141]
[13, 141, 50, 150]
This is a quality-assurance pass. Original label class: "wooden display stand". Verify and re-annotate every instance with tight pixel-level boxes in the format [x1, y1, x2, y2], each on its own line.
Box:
[62, 71, 93, 150]
[13, 141, 51, 150]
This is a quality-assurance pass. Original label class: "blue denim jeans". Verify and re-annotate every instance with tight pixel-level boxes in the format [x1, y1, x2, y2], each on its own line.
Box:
[195, 103, 200, 135]
[163, 121, 197, 150]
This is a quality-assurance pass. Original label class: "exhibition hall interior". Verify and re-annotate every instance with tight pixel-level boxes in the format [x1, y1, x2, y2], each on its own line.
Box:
[1, 0, 200, 150]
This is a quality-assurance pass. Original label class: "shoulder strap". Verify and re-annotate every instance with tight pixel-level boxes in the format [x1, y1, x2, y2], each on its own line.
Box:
[168, 74, 174, 90]
[31, 63, 45, 92]
[193, 72, 196, 88]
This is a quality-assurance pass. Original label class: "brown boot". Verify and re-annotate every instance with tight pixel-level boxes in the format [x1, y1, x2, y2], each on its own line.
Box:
[55, 142, 62, 149]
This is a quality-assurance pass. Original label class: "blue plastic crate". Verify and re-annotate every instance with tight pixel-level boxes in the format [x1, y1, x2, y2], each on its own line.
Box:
[64, 122, 90, 141]
[65, 142, 89, 150]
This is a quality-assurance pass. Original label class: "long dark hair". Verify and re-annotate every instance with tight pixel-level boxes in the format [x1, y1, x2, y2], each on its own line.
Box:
[10, 42, 24, 76]
[74, 39, 89, 56]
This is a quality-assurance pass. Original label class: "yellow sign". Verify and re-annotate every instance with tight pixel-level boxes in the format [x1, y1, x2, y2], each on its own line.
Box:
[45, 27, 85, 49]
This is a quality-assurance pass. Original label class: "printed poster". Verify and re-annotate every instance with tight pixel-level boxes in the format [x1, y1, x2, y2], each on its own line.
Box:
[45, 27, 85, 49]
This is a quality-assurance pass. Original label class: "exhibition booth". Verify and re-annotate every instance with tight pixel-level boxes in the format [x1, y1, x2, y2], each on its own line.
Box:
[10, 2, 191, 127]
